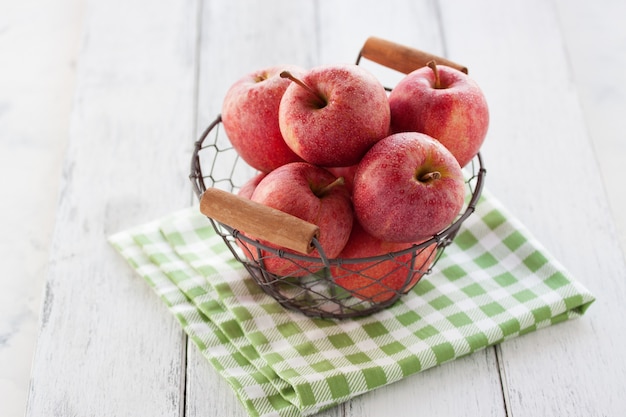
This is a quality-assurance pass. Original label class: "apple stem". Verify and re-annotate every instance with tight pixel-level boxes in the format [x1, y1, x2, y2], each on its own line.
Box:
[280, 70, 326, 108]
[418, 171, 442, 182]
[316, 176, 345, 197]
[427, 60, 441, 89]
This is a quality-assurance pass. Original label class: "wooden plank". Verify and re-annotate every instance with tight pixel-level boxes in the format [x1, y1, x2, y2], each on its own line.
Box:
[0, 1, 83, 415]
[25, 0, 199, 415]
[555, 0, 626, 252]
[438, 0, 626, 415]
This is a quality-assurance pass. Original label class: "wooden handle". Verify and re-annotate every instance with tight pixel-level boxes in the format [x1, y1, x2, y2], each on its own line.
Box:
[200, 188, 320, 255]
[358, 36, 468, 74]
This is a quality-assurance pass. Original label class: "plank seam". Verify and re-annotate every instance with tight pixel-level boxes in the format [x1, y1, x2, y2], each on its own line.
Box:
[495, 345, 512, 417]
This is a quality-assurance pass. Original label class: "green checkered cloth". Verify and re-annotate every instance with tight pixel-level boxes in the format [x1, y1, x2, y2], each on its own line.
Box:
[109, 189, 594, 417]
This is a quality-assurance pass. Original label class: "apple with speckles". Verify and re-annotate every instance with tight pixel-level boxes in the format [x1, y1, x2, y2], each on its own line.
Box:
[250, 162, 353, 276]
[221, 65, 305, 172]
[332, 220, 439, 303]
[278, 64, 390, 167]
[353, 131, 465, 243]
[389, 62, 489, 168]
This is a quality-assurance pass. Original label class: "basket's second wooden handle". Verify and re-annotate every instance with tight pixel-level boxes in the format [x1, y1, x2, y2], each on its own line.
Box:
[359, 36, 468, 74]
[200, 188, 320, 255]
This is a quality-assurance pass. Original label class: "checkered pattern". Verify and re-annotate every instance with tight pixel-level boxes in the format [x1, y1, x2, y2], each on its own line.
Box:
[109, 189, 594, 417]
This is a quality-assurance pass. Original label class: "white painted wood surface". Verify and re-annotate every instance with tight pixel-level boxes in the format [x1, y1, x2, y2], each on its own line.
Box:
[24, 0, 198, 415]
[2, 0, 622, 416]
[0, 1, 84, 416]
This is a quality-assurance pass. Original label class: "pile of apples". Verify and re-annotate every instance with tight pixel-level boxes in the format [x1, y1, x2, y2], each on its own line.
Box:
[220, 59, 489, 303]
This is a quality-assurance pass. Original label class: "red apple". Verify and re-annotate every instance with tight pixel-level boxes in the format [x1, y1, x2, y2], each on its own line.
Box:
[332, 221, 438, 303]
[221, 65, 305, 172]
[278, 64, 390, 167]
[250, 162, 353, 276]
[352, 132, 465, 243]
[388, 62, 489, 168]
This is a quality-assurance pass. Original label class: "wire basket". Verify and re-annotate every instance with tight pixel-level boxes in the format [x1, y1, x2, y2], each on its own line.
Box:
[189, 37, 486, 319]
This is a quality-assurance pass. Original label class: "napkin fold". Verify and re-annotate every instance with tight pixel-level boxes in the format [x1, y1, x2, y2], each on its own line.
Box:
[109, 190, 594, 417]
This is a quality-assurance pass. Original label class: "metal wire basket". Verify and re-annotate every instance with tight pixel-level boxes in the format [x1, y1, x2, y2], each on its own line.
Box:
[189, 37, 486, 319]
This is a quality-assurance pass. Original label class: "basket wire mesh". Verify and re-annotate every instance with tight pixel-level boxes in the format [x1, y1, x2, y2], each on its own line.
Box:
[189, 114, 486, 319]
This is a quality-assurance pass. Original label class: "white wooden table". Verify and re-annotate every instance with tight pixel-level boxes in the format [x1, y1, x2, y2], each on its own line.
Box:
[15, 0, 626, 416]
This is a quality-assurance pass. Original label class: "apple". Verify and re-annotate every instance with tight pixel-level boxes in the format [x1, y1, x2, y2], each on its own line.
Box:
[278, 64, 390, 167]
[388, 62, 489, 168]
[221, 65, 305, 172]
[352, 131, 466, 243]
[332, 221, 438, 303]
[250, 162, 353, 276]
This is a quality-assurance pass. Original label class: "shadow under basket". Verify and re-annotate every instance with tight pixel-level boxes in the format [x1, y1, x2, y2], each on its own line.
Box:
[188, 37, 486, 319]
